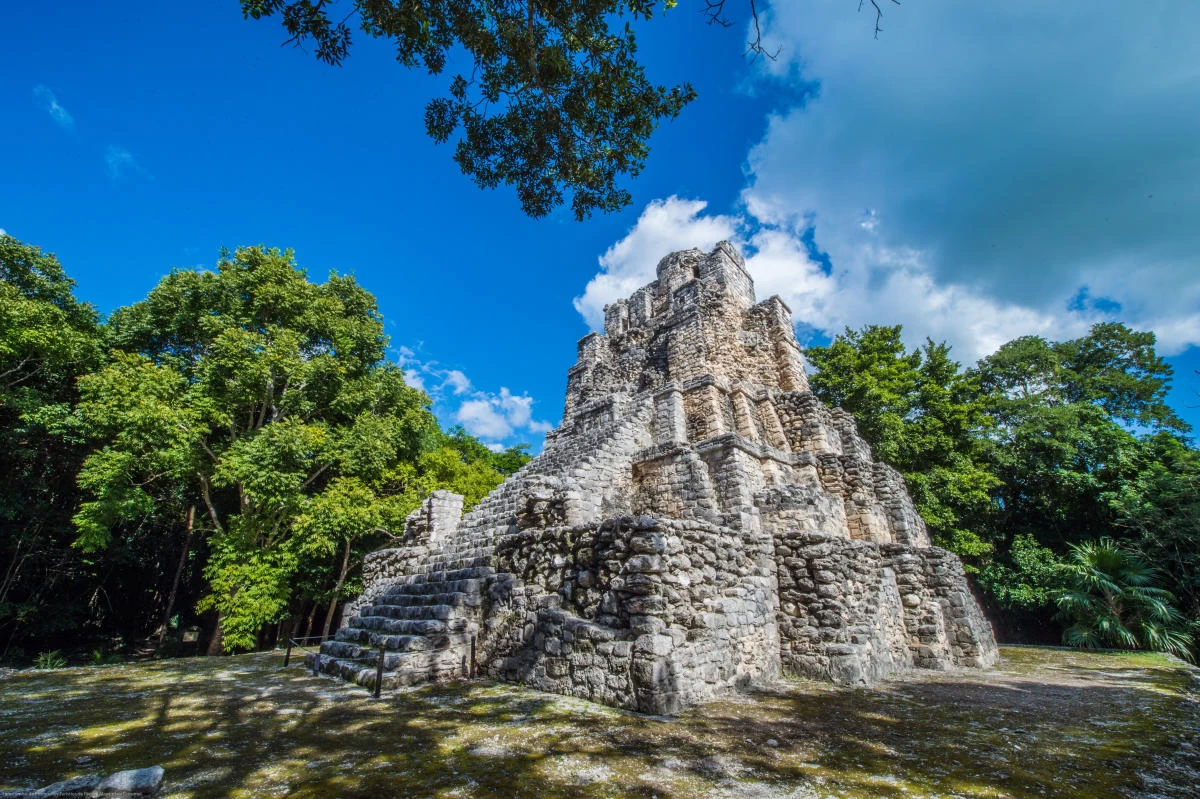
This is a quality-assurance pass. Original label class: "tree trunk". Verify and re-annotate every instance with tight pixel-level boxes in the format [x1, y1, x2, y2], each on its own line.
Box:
[320, 538, 352, 641]
[158, 505, 195, 649]
[278, 616, 293, 649]
[0, 539, 26, 609]
[303, 601, 318, 639]
[206, 612, 225, 656]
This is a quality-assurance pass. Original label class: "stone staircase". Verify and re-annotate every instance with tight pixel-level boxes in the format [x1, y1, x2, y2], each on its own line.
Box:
[308, 396, 653, 692]
[309, 540, 498, 690]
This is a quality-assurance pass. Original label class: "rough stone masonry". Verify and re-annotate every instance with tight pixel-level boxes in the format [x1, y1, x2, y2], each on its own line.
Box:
[312, 242, 998, 714]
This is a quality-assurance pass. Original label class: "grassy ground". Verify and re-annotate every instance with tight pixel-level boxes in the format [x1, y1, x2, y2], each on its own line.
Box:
[1, 646, 1197, 798]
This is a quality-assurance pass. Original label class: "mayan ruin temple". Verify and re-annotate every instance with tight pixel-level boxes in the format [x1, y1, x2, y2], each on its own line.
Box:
[313, 242, 998, 714]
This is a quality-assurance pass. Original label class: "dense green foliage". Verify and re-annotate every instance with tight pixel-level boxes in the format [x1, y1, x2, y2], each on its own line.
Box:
[1052, 538, 1191, 658]
[807, 323, 1199, 656]
[241, 0, 696, 220]
[0, 236, 528, 660]
[0, 236, 102, 657]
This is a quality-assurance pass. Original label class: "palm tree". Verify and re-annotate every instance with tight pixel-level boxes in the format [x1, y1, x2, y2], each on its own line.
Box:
[1052, 538, 1192, 660]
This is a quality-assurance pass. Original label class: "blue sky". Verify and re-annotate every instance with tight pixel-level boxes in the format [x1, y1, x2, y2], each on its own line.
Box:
[4, 1, 1198, 448]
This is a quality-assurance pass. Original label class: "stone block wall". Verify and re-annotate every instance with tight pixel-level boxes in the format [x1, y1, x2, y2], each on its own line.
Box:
[774, 532, 997, 684]
[403, 490, 463, 543]
[882, 544, 999, 669]
[486, 516, 778, 714]
[775, 532, 913, 683]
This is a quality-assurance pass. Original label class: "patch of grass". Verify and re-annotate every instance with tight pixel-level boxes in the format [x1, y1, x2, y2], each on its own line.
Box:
[89, 649, 122, 666]
[33, 651, 67, 670]
[0, 646, 1197, 798]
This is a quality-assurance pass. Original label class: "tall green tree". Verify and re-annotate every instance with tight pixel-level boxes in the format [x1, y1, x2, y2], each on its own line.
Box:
[973, 325, 1187, 554]
[805, 325, 998, 560]
[963, 325, 1190, 638]
[74, 246, 439, 652]
[0, 235, 102, 656]
[1108, 433, 1200, 655]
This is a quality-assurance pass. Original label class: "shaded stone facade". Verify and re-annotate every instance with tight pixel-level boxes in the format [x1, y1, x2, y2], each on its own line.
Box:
[313, 242, 998, 713]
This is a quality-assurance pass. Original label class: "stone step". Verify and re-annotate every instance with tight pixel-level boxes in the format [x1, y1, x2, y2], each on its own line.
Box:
[410, 558, 493, 574]
[427, 544, 492, 557]
[439, 545, 494, 557]
[369, 591, 480, 611]
[325, 628, 475, 655]
[332, 629, 453, 653]
[322, 640, 414, 661]
[352, 604, 458, 625]
[415, 561, 489, 574]
[338, 618, 446, 638]
[308, 648, 473, 690]
[389, 566, 495, 585]
[384, 577, 487, 597]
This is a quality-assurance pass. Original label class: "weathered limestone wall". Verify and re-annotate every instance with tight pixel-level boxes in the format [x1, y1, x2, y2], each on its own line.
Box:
[485, 516, 778, 714]
[774, 532, 998, 683]
[317, 242, 997, 711]
[404, 490, 463, 543]
[882, 544, 999, 670]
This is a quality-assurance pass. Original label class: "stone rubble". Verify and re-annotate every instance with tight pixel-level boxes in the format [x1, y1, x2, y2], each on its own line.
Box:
[0, 766, 164, 798]
[311, 242, 998, 713]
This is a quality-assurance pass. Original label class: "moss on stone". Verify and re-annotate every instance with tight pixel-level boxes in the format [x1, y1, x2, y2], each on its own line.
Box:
[1, 646, 1196, 798]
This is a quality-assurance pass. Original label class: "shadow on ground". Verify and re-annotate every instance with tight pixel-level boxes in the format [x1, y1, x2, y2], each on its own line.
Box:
[0, 646, 1196, 798]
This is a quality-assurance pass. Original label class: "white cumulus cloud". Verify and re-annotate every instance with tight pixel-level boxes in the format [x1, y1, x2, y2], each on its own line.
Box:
[580, 197, 1110, 365]
[737, 0, 1200, 356]
[455, 398, 514, 440]
[394, 345, 554, 448]
[574, 197, 740, 330]
[453, 388, 554, 441]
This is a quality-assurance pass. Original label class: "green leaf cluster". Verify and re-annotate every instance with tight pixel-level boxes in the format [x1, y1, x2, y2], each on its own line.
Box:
[807, 321, 1198, 657]
[1052, 538, 1192, 660]
[241, 0, 695, 219]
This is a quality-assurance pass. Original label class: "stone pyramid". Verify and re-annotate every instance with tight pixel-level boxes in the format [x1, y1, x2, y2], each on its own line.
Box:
[312, 242, 998, 714]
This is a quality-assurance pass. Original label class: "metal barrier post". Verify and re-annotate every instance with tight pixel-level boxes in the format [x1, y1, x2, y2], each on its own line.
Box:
[283, 638, 293, 667]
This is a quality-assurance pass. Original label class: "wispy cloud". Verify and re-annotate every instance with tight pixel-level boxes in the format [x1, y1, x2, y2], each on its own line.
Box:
[33, 85, 74, 129]
[105, 146, 151, 180]
[444, 370, 471, 395]
[395, 346, 555, 448]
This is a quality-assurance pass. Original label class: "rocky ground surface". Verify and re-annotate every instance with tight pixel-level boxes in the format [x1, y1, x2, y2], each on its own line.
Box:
[0, 646, 1196, 798]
